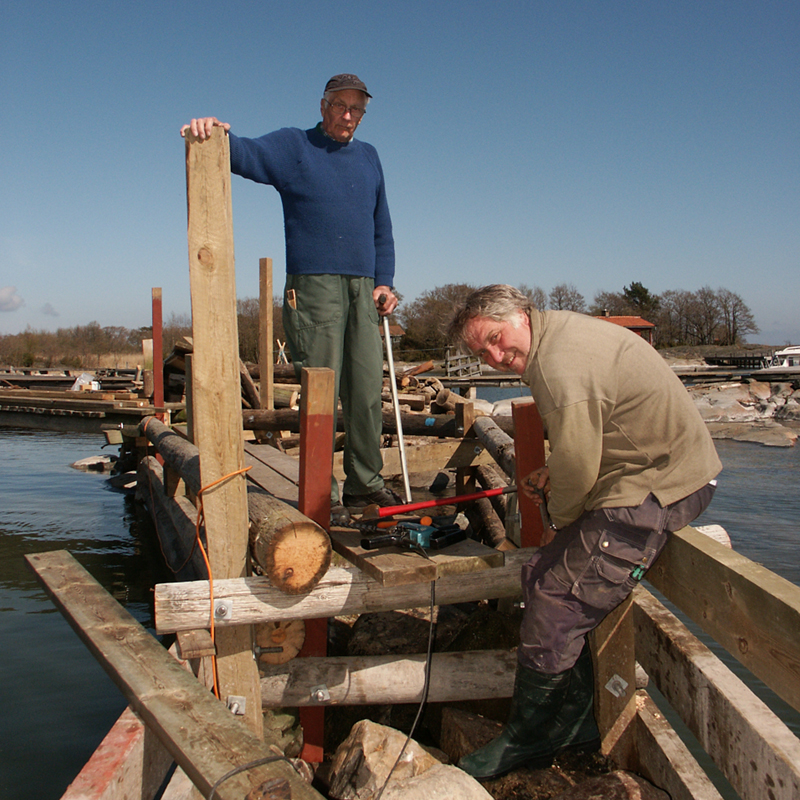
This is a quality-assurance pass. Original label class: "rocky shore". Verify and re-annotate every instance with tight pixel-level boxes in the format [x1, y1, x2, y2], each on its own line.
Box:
[689, 379, 800, 447]
[490, 378, 800, 448]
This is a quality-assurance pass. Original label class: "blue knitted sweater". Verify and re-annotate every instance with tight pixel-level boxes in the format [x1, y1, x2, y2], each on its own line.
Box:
[228, 124, 395, 287]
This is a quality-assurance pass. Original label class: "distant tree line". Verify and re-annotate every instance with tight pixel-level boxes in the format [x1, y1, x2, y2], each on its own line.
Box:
[1, 283, 757, 369]
[395, 282, 759, 361]
[0, 298, 287, 370]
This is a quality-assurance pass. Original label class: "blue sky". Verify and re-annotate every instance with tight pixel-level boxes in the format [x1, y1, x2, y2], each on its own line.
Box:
[2, 1, 798, 344]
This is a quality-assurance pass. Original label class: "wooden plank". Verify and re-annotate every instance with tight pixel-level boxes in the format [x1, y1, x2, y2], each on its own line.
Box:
[260, 650, 517, 706]
[646, 526, 800, 713]
[185, 125, 262, 737]
[61, 706, 174, 800]
[511, 398, 546, 547]
[634, 691, 724, 800]
[589, 593, 638, 769]
[259, 257, 274, 411]
[329, 527, 505, 586]
[155, 548, 533, 634]
[243, 450, 299, 504]
[26, 551, 322, 800]
[152, 288, 164, 413]
[297, 367, 335, 763]
[244, 441, 300, 483]
[634, 587, 800, 800]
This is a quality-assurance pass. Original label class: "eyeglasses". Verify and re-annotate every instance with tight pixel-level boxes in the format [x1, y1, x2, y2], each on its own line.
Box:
[324, 99, 366, 119]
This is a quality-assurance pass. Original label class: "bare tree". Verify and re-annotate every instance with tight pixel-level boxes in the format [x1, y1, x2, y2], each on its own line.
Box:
[517, 283, 548, 310]
[398, 283, 476, 359]
[549, 283, 586, 312]
[716, 288, 759, 345]
[589, 290, 628, 317]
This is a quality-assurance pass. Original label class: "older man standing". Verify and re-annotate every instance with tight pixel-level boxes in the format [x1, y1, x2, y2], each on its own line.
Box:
[448, 284, 721, 779]
[182, 74, 401, 520]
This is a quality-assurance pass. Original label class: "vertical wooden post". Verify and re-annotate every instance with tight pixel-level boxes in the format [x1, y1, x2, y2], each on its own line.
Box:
[455, 402, 477, 496]
[589, 592, 639, 770]
[152, 287, 164, 416]
[142, 339, 154, 399]
[185, 126, 263, 738]
[258, 257, 274, 411]
[511, 398, 547, 547]
[297, 367, 335, 762]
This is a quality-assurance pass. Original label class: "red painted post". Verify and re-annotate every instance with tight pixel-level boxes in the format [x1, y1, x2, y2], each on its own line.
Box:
[152, 288, 164, 419]
[297, 367, 334, 762]
[511, 398, 547, 547]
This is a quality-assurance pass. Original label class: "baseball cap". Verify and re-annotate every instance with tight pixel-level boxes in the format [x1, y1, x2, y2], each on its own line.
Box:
[324, 73, 372, 98]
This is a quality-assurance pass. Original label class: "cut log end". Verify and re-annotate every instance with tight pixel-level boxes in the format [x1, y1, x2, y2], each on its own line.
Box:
[261, 522, 332, 595]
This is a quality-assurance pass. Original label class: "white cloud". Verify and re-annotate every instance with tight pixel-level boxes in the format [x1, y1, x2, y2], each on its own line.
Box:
[41, 303, 59, 317]
[0, 286, 24, 312]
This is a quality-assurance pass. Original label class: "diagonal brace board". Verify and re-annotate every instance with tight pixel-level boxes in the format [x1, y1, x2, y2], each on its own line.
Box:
[25, 550, 323, 800]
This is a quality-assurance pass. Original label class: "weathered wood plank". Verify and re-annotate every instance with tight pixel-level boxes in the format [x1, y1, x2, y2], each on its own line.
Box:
[634, 691, 724, 800]
[646, 526, 800, 713]
[590, 594, 638, 769]
[154, 548, 534, 634]
[26, 550, 322, 800]
[185, 125, 262, 737]
[634, 587, 800, 800]
[260, 650, 517, 706]
[244, 441, 300, 485]
[329, 527, 505, 586]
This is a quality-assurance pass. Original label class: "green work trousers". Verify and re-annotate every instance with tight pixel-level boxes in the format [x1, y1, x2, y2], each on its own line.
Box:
[282, 274, 385, 502]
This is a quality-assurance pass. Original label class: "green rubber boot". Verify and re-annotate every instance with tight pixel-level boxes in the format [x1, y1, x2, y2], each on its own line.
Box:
[458, 647, 599, 780]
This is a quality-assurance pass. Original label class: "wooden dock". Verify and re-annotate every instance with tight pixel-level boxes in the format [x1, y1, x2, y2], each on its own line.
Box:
[22, 124, 800, 800]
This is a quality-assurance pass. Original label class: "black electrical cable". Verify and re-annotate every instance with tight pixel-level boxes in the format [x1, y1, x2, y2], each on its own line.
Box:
[374, 578, 437, 800]
[207, 754, 301, 800]
[208, 580, 438, 800]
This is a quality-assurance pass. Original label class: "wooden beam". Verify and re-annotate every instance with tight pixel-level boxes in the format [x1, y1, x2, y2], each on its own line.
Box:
[25, 550, 322, 800]
[646, 526, 800, 713]
[260, 650, 517, 707]
[259, 257, 274, 411]
[511, 398, 547, 547]
[634, 692, 724, 800]
[155, 549, 531, 634]
[242, 407, 517, 438]
[297, 367, 335, 763]
[589, 593, 638, 770]
[634, 587, 800, 800]
[152, 288, 164, 415]
[185, 125, 262, 737]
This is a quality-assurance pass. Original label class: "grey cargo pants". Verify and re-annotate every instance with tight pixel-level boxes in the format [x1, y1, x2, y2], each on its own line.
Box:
[518, 482, 716, 674]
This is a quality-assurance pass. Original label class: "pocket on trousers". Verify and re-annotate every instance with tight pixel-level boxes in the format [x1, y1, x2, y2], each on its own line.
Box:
[571, 529, 645, 608]
[284, 275, 343, 331]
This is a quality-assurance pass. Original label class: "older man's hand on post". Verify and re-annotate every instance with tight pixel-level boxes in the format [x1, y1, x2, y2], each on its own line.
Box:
[180, 117, 231, 141]
[521, 466, 550, 504]
[374, 286, 398, 316]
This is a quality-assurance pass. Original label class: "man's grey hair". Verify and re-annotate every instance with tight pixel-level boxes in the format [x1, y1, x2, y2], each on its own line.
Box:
[323, 90, 371, 107]
[447, 284, 534, 348]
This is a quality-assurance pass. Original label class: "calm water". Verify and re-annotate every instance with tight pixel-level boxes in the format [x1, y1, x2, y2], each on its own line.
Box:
[1, 422, 798, 799]
[0, 429, 170, 800]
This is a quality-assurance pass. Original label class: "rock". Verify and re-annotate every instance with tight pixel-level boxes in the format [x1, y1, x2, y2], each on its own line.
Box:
[440, 707, 503, 764]
[327, 720, 442, 800]
[550, 769, 670, 799]
[71, 455, 116, 472]
[380, 763, 493, 799]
